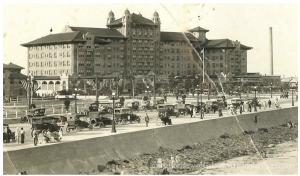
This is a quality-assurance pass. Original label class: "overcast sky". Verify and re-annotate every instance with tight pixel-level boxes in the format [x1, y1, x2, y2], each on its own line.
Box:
[3, 2, 298, 77]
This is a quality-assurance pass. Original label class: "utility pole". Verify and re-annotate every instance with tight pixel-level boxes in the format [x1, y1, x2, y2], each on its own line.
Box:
[270, 27, 274, 75]
[95, 76, 99, 103]
[27, 75, 31, 109]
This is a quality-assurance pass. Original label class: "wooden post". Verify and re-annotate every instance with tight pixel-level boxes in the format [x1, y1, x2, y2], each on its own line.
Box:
[52, 105, 55, 114]
[16, 111, 18, 118]
[5, 111, 8, 118]
[61, 104, 64, 113]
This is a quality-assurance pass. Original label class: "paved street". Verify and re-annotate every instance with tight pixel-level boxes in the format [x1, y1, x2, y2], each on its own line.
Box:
[3, 95, 297, 152]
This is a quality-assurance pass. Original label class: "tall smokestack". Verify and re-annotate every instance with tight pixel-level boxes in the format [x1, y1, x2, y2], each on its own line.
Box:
[269, 27, 274, 75]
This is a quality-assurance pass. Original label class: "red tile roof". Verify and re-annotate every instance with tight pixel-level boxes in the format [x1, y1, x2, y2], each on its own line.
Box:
[21, 31, 84, 46]
[188, 26, 209, 32]
[69, 26, 125, 38]
[107, 13, 155, 26]
[3, 63, 24, 70]
[205, 39, 252, 50]
[160, 32, 199, 42]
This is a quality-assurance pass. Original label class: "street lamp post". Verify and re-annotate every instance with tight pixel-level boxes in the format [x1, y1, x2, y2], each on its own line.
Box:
[111, 91, 117, 133]
[270, 82, 273, 98]
[200, 85, 203, 119]
[292, 88, 294, 106]
[238, 86, 241, 100]
[196, 85, 199, 106]
[254, 86, 257, 112]
[74, 88, 78, 114]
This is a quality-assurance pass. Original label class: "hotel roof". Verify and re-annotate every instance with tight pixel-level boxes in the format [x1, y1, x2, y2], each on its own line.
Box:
[205, 39, 252, 50]
[68, 26, 125, 38]
[160, 32, 199, 42]
[107, 13, 155, 26]
[21, 31, 84, 47]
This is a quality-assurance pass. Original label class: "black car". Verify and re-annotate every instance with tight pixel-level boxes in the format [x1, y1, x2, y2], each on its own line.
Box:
[115, 113, 141, 124]
[90, 114, 114, 127]
[158, 110, 172, 125]
[31, 116, 61, 134]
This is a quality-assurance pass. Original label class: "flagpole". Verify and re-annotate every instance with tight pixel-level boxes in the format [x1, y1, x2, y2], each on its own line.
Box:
[27, 75, 31, 109]
[202, 48, 205, 84]
[95, 76, 99, 104]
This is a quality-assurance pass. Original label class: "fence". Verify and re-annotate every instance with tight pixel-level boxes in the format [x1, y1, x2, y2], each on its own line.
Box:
[3, 103, 91, 119]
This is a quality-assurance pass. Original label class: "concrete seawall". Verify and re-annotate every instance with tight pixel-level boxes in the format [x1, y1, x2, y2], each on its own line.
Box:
[3, 107, 298, 174]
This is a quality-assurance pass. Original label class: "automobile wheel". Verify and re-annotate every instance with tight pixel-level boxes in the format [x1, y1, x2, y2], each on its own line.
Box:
[99, 122, 105, 128]
[88, 124, 93, 130]
[66, 128, 70, 133]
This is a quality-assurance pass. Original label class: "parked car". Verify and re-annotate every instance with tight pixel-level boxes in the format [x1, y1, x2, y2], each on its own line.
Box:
[21, 108, 46, 123]
[31, 116, 61, 134]
[114, 108, 141, 124]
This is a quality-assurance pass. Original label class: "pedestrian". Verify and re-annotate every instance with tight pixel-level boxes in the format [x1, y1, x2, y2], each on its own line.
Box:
[244, 102, 248, 112]
[145, 113, 150, 127]
[239, 105, 243, 114]
[241, 101, 245, 112]
[200, 107, 205, 119]
[192, 107, 197, 118]
[15, 127, 20, 144]
[248, 103, 252, 112]
[20, 127, 25, 144]
[263, 100, 267, 110]
[58, 127, 63, 141]
[190, 107, 193, 118]
[268, 99, 272, 108]
[218, 107, 223, 117]
[32, 128, 39, 146]
[6, 126, 12, 143]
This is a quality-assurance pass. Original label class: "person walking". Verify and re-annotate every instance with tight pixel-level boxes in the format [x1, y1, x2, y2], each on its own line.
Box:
[192, 107, 197, 118]
[15, 127, 20, 144]
[248, 103, 252, 112]
[239, 105, 243, 114]
[20, 127, 25, 144]
[145, 113, 150, 127]
[264, 100, 267, 110]
[58, 127, 63, 141]
[244, 102, 248, 112]
[189, 107, 193, 118]
[32, 128, 39, 146]
[268, 99, 272, 108]
[6, 126, 12, 143]
[218, 107, 223, 117]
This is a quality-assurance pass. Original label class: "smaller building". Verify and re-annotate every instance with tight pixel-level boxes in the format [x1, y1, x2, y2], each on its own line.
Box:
[3, 63, 27, 100]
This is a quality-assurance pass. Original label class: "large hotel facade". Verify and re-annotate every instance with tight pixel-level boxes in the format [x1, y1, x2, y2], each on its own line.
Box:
[22, 9, 252, 95]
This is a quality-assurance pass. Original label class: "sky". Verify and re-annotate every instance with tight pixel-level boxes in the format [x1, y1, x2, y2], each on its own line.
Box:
[2, 2, 299, 77]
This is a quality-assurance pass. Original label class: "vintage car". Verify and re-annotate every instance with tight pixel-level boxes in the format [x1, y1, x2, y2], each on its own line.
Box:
[131, 101, 140, 110]
[156, 98, 165, 105]
[230, 98, 243, 108]
[158, 109, 172, 125]
[89, 102, 99, 112]
[31, 116, 61, 134]
[205, 99, 219, 113]
[157, 104, 179, 117]
[141, 100, 156, 110]
[90, 114, 114, 127]
[21, 108, 46, 123]
[114, 108, 141, 124]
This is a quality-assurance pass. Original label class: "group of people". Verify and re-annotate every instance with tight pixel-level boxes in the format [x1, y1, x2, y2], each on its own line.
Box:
[3, 126, 25, 144]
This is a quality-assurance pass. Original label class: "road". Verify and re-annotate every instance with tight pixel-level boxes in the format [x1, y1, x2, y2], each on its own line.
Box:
[3, 96, 297, 152]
